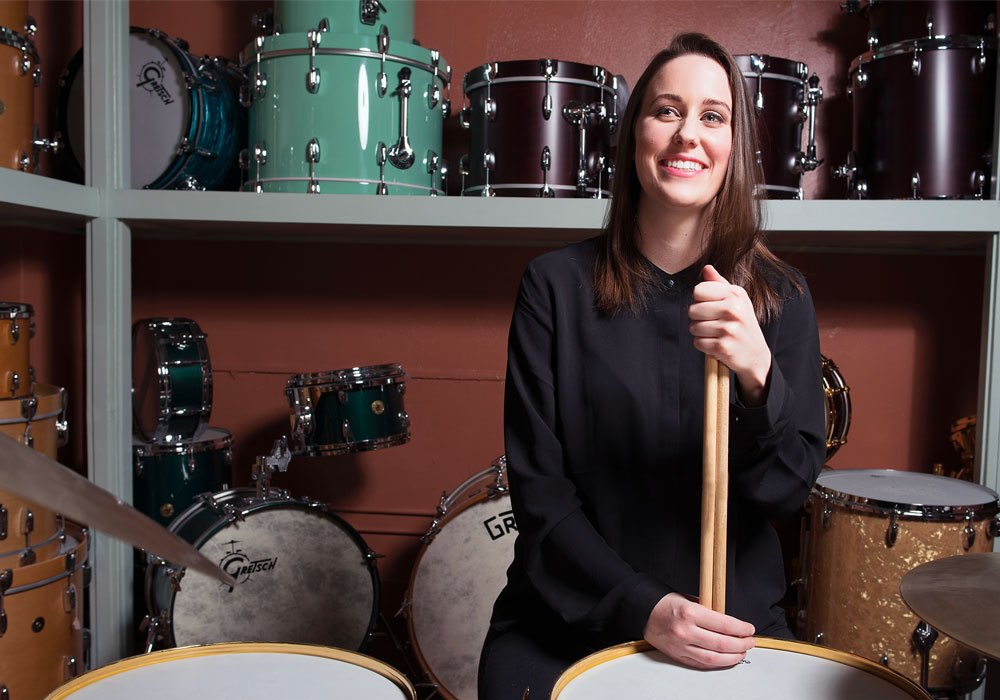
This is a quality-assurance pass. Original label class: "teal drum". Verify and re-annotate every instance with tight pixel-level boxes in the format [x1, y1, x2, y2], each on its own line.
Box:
[132, 318, 213, 443]
[286, 364, 410, 456]
[241, 30, 451, 195]
[133, 427, 233, 527]
[275, 0, 415, 44]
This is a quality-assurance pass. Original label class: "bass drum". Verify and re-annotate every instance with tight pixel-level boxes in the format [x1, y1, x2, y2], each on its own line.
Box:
[405, 457, 515, 700]
[552, 638, 931, 699]
[144, 488, 379, 651]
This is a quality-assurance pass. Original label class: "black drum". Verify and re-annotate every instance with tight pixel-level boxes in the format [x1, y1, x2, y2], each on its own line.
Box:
[847, 0, 997, 50]
[735, 54, 822, 199]
[459, 59, 622, 198]
[839, 36, 996, 199]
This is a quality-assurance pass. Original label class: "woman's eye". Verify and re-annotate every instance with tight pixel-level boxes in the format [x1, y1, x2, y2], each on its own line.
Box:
[656, 106, 678, 117]
[703, 111, 725, 123]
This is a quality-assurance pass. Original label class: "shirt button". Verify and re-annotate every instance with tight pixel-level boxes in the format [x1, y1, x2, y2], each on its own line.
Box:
[667, 279, 675, 288]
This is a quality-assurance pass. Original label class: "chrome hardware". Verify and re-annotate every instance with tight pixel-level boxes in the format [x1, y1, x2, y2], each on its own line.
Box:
[821, 497, 832, 529]
[459, 154, 469, 195]
[22, 508, 33, 535]
[973, 170, 987, 198]
[483, 150, 495, 170]
[880, 653, 889, 667]
[0, 568, 9, 636]
[251, 8, 273, 35]
[1, 683, 7, 699]
[855, 68, 867, 89]
[609, 75, 620, 133]
[833, 152, 865, 199]
[306, 29, 322, 93]
[252, 436, 291, 500]
[377, 26, 390, 97]
[376, 142, 389, 194]
[0, 506, 6, 539]
[292, 410, 313, 446]
[964, 513, 976, 549]
[440, 158, 448, 195]
[886, 510, 899, 546]
[910, 172, 921, 198]
[867, 28, 879, 50]
[795, 73, 823, 173]
[239, 148, 249, 171]
[19, 549, 35, 566]
[484, 97, 497, 121]
[21, 395, 36, 421]
[388, 68, 415, 169]
[64, 582, 77, 613]
[7, 371, 18, 397]
[177, 138, 216, 159]
[595, 155, 606, 199]
[24, 15, 36, 38]
[814, 632, 824, 645]
[341, 419, 353, 442]
[563, 101, 606, 196]
[17, 151, 30, 172]
[541, 58, 556, 119]
[911, 48, 921, 77]
[8, 318, 18, 345]
[427, 150, 440, 195]
[925, 13, 934, 38]
[253, 35, 267, 98]
[306, 137, 321, 193]
[974, 40, 988, 74]
[360, 0, 385, 25]
[912, 621, 938, 689]
[750, 54, 765, 113]
[252, 141, 267, 193]
[459, 107, 471, 129]
[539, 146, 553, 197]
[429, 83, 440, 109]
[64, 656, 78, 681]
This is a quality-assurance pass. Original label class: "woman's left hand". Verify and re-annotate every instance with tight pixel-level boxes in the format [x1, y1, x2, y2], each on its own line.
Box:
[689, 265, 772, 406]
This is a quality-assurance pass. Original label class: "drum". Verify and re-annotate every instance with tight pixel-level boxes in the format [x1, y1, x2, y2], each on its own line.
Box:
[0, 302, 34, 398]
[734, 54, 822, 200]
[839, 36, 996, 199]
[460, 59, 620, 198]
[405, 457, 514, 700]
[848, 0, 997, 50]
[1, 522, 89, 700]
[44, 642, 415, 700]
[58, 27, 245, 190]
[275, 0, 415, 43]
[132, 318, 212, 443]
[285, 364, 410, 456]
[132, 427, 233, 527]
[0, 7, 40, 172]
[821, 354, 851, 460]
[803, 469, 998, 694]
[145, 488, 379, 651]
[241, 31, 450, 195]
[551, 638, 931, 699]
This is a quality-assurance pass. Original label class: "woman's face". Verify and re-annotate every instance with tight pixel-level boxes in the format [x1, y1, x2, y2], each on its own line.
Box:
[633, 54, 734, 215]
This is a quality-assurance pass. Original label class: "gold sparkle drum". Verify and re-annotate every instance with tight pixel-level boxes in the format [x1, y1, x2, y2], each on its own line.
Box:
[44, 642, 416, 700]
[803, 469, 997, 694]
[1, 522, 89, 700]
[552, 638, 931, 699]
[404, 457, 515, 700]
[0, 302, 34, 398]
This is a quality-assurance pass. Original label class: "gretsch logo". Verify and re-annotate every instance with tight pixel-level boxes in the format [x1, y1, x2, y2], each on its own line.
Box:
[218, 540, 277, 586]
[136, 60, 174, 105]
[483, 510, 517, 541]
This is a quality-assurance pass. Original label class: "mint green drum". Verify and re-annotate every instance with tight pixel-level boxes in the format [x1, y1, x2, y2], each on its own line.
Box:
[241, 30, 450, 195]
[275, 0, 415, 44]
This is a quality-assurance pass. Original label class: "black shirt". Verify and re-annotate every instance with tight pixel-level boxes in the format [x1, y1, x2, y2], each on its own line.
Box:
[491, 236, 826, 649]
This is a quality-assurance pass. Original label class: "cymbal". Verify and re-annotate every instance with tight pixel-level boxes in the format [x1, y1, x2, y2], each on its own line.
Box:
[899, 552, 1000, 660]
[0, 433, 235, 587]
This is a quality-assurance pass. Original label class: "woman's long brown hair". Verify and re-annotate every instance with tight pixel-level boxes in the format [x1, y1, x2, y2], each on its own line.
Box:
[594, 33, 801, 322]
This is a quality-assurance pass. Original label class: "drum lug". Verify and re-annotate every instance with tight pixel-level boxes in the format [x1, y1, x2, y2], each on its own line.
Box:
[854, 68, 868, 89]
[989, 515, 999, 538]
[974, 40, 988, 74]
[8, 317, 20, 345]
[388, 68, 416, 169]
[820, 499, 831, 529]
[813, 631, 823, 645]
[963, 512, 976, 550]
[17, 151, 31, 172]
[880, 653, 889, 667]
[972, 170, 987, 198]
[19, 394, 37, 421]
[306, 137, 321, 193]
[359, 0, 383, 25]
[911, 49, 922, 77]
[459, 154, 469, 195]
[19, 548, 35, 566]
[428, 82, 441, 110]
[910, 172, 921, 199]
[306, 29, 322, 94]
[168, 566, 186, 592]
[342, 419, 353, 442]
[22, 421, 34, 449]
[539, 146, 553, 198]
[399, 411, 410, 429]
[439, 158, 448, 196]
[376, 142, 389, 194]
[0, 506, 6, 539]
[925, 13, 934, 39]
[484, 97, 497, 121]
[912, 620, 939, 689]
[750, 54, 765, 114]
[540, 58, 556, 120]
[427, 150, 440, 194]
[0, 568, 10, 637]
[64, 582, 77, 613]
[21, 508, 33, 535]
[0, 683, 7, 699]
[867, 28, 879, 51]
[886, 510, 899, 546]
[377, 26, 390, 98]
[140, 611, 170, 653]
[64, 655, 78, 681]
[7, 371, 18, 397]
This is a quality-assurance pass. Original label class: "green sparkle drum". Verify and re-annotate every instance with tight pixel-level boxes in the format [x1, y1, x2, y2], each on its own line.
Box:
[285, 364, 410, 456]
[132, 318, 213, 443]
[133, 427, 233, 527]
[275, 0, 415, 44]
[241, 31, 450, 195]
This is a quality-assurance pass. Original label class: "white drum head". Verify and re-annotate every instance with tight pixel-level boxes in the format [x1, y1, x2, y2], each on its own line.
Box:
[555, 641, 928, 700]
[171, 505, 375, 649]
[816, 469, 998, 508]
[410, 492, 517, 700]
[46, 643, 414, 700]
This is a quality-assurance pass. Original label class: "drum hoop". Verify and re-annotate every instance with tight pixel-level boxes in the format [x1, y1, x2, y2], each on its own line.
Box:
[43, 642, 417, 700]
[6, 525, 88, 595]
[0, 26, 39, 60]
[761, 184, 802, 195]
[250, 47, 450, 84]
[0, 406, 63, 425]
[463, 184, 611, 196]
[287, 363, 406, 389]
[813, 484, 999, 520]
[0, 520, 66, 561]
[465, 75, 614, 93]
[0, 302, 33, 318]
[850, 35, 997, 72]
[297, 431, 410, 456]
[249, 177, 441, 194]
[551, 638, 932, 699]
[739, 71, 804, 85]
[134, 429, 232, 456]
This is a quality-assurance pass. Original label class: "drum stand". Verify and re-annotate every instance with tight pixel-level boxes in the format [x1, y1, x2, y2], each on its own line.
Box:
[250, 436, 292, 498]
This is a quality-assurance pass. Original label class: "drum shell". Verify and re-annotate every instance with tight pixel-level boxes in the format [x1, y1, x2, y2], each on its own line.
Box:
[0, 523, 88, 700]
[848, 41, 996, 198]
[734, 54, 807, 198]
[463, 60, 614, 197]
[0, 1, 29, 31]
[132, 427, 233, 527]
[0, 28, 37, 171]
[276, 0, 416, 43]
[243, 32, 448, 195]
[0, 302, 33, 398]
[862, 0, 998, 47]
[803, 473, 997, 692]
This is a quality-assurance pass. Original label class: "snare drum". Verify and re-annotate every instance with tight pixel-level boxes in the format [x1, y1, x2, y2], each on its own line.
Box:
[45, 642, 415, 700]
[275, 0, 415, 43]
[405, 457, 514, 700]
[241, 31, 450, 195]
[821, 355, 851, 460]
[734, 54, 822, 200]
[132, 427, 232, 527]
[1, 522, 89, 700]
[804, 469, 997, 694]
[285, 364, 410, 456]
[132, 318, 212, 443]
[552, 638, 931, 699]
[840, 36, 996, 198]
[145, 488, 379, 651]
[460, 59, 620, 198]
[0, 302, 34, 397]
[849, 0, 997, 49]
[0, 5, 40, 172]
[59, 27, 245, 190]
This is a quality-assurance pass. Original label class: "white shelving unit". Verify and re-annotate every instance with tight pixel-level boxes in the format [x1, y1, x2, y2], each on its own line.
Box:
[2, 0, 999, 679]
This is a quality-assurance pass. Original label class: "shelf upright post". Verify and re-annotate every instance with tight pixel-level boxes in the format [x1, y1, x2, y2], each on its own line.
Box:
[83, 0, 132, 667]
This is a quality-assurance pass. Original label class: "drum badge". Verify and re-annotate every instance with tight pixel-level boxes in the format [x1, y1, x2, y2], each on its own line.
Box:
[218, 539, 278, 585]
[136, 60, 175, 105]
[483, 510, 517, 541]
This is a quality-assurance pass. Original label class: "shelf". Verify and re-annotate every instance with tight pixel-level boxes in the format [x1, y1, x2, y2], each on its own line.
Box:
[0, 168, 101, 231]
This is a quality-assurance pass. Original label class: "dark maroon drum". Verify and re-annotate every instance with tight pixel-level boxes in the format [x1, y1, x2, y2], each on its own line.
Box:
[840, 36, 996, 199]
[460, 59, 621, 197]
[849, 0, 997, 49]
[734, 54, 822, 199]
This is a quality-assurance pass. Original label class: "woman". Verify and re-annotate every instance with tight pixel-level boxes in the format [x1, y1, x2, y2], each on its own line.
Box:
[478, 33, 826, 699]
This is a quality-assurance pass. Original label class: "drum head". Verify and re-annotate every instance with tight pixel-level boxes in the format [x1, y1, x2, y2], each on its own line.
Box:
[168, 503, 377, 650]
[815, 469, 998, 508]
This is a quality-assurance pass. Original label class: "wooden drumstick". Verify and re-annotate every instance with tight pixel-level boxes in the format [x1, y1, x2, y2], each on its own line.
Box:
[713, 362, 730, 615]
[700, 356, 730, 614]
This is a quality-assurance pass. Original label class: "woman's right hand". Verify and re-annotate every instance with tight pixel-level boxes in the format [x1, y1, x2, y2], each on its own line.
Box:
[643, 592, 756, 669]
